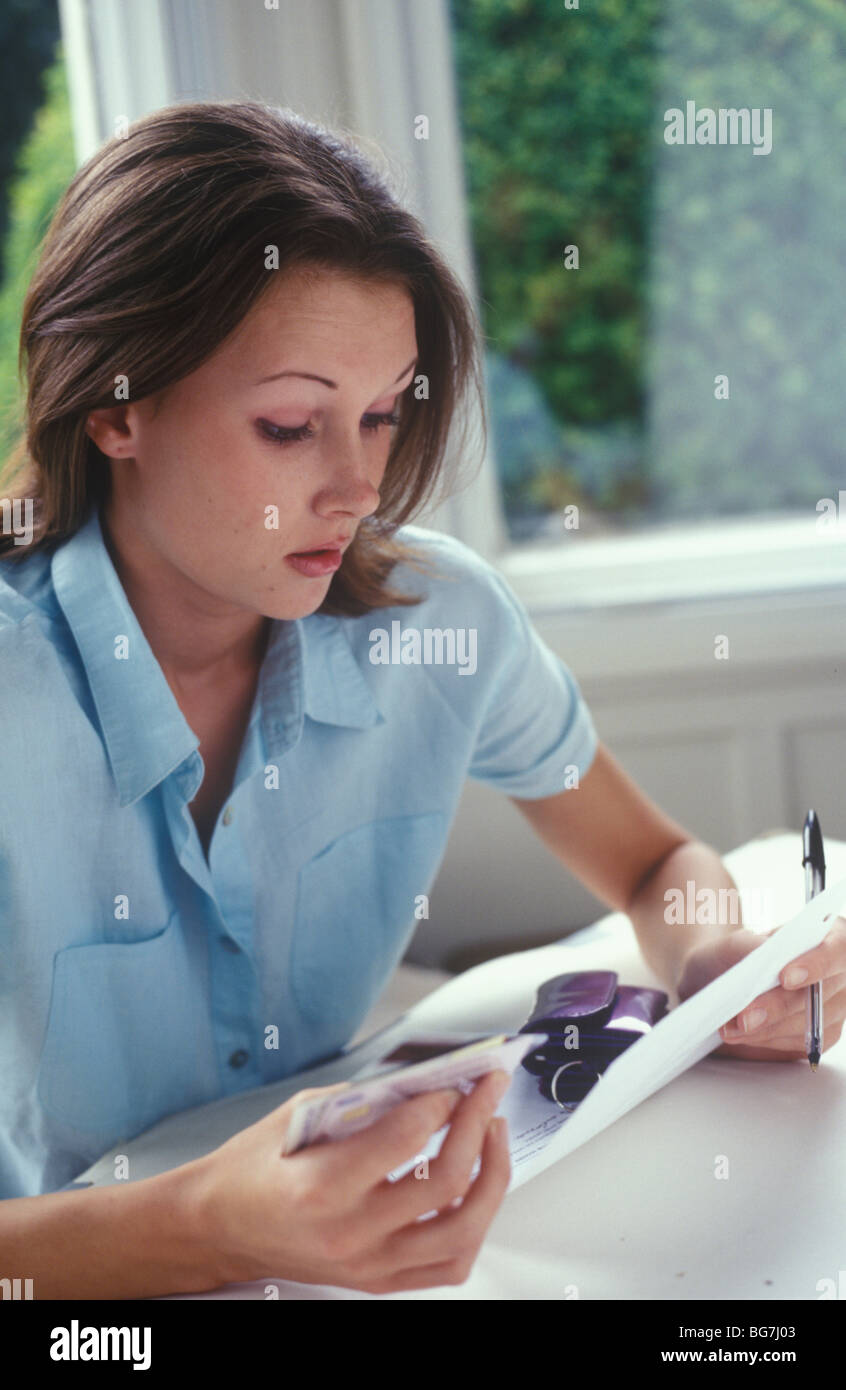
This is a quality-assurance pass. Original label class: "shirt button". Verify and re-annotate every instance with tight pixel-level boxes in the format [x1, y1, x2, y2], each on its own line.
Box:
[222, 806, 234, 826]
[220, 935, 240, 954]
[228, 1049, 249, 1069]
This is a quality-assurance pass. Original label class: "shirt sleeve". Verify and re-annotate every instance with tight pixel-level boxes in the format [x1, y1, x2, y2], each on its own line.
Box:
[467, 566, 599, 798]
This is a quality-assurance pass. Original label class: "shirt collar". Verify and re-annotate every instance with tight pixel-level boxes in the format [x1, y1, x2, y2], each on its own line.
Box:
[51, 503, 384, 807]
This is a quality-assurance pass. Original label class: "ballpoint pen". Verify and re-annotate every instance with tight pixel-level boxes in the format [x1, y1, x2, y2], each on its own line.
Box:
[802, 809, 825, 1071]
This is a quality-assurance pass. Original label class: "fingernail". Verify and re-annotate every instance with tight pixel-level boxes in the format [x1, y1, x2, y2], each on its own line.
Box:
[743, 1008, 767, 1032]
[784, 966, 808, 987]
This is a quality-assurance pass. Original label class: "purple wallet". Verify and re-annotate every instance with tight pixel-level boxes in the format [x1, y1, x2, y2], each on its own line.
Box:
[518, 970, 668, 1105]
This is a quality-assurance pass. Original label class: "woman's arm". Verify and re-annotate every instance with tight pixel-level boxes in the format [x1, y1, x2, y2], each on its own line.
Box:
[511, 740, 745, 993]
[1, 1077, 514, 1299]
[515, 740, 846, 1059]
[0, 1161, 223, 1300]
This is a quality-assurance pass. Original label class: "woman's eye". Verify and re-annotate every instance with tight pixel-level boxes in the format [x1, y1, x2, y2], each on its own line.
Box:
[259, 421, 315, 445]
[361, 410, 401, 433]
[258, 411, 400, 447]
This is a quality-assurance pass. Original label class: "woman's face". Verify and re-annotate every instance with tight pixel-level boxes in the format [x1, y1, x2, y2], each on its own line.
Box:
[93, 264, 418, 622]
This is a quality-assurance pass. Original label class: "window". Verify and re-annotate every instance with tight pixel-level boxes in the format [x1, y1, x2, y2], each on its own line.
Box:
[447, 0, 846, 591]
[0, 19, 74, 468]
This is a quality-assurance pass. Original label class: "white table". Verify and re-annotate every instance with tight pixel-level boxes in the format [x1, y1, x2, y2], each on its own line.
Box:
[77, 833, 846, 1300]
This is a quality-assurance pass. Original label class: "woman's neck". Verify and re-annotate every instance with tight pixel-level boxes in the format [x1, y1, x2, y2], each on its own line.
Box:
[100, 498, 271, 694]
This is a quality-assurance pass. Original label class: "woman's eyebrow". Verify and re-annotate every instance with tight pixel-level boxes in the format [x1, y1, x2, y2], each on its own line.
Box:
[254, 356, 418, 389]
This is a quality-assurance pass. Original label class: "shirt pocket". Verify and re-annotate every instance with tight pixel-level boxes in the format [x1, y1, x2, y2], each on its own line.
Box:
[36, 911, 202, 1140]
[290, 813, 448, 1052]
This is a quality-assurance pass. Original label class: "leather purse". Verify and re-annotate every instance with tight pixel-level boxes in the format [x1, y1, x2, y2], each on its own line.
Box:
[518, 970, 669, 1106]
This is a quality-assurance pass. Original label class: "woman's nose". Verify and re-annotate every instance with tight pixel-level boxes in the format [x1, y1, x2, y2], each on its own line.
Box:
[321, 439, 384, 514]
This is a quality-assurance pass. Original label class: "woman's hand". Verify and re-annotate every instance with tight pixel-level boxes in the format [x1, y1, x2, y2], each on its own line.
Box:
[675, 917, 846, 1062]
[184, 1068, 512, 1294]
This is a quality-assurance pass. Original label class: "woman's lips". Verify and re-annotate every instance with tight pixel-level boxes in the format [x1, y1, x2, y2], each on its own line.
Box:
[285, 547, 344, 577]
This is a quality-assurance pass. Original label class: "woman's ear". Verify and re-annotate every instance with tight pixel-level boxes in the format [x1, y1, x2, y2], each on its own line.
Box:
[84, 405, 135, 459]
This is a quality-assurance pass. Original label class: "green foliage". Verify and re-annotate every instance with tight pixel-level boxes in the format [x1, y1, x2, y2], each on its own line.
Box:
[0, 0, 61, 275]
[0, 48, 75, 468]
[450, 0, 659, 423]
[448, 0, 846, 532]
[647, 0, 846, 520]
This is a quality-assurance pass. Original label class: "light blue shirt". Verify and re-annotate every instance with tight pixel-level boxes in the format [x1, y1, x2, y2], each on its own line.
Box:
[0, 502, 597, 1198]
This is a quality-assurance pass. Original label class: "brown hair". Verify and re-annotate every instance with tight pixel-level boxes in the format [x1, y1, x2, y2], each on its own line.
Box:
[0, 99, 487, 614]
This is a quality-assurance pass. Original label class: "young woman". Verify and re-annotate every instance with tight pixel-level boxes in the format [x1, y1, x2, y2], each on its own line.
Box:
[1, 101, 842, 1299]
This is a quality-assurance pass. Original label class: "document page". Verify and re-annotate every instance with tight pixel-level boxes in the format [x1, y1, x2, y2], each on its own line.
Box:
[372, 873, 846, 1193]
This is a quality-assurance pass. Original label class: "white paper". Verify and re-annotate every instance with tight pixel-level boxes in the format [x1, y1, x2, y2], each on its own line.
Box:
[395, 874, 846, 1193]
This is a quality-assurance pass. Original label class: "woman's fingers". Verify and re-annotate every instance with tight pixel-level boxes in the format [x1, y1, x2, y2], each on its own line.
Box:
[719, 916, 846, 1038]
[713, 1017, 846, 1062]
[362, 1069, 511, 1235]
[720, 975, 846, 1042]
[303, 1084, 465, 1190]
[777, 915, 846, 989]
[716, 983, 846, 1057]
[377, 1110, 512, 1286]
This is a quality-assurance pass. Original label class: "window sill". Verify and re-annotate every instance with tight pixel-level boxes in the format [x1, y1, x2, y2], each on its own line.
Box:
[497, 515, 846, 614]
[495, 515, 846, 684]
